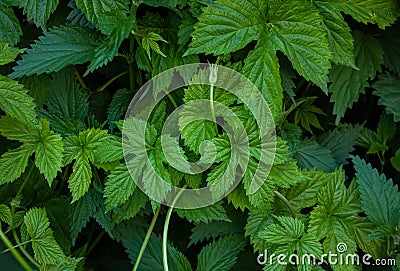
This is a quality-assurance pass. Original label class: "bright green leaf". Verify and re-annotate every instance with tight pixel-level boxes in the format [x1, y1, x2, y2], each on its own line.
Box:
[185, 0, 264, 55]
[24, 208, 65, 265]
[0, 42, 25, 65]
[0, 75, 37, 124]
[267, 1, 331, 92]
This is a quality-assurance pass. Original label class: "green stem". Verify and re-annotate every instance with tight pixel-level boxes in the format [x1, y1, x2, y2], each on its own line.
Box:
[166, 92, 178, 109]
[15, 163, 35, 198]
[129, 36, 135, 92]
[0, 229, 33, 271]
[74, 67, 89, 91]
[9, 163, 40, 269]
[96, 71, 129, 93]
[0, 240, 32, 252]
[12, 230, 40, 268]
[132, 206, 161, 271]
[210, 84, 218, 133]
[86, 231, 104, 256]
[274, 190, 296, 218]
[162, 185, 188, 271]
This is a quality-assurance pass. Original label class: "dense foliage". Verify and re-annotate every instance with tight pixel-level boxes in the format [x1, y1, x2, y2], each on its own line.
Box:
[0, 0, 400, 270]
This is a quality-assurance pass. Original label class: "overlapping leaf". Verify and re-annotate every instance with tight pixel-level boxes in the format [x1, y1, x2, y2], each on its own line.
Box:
[329, 31, 383, 123]
[0, 1, 22, 46]
[10, 26, 101, 78]
[18, 0, 59, 28]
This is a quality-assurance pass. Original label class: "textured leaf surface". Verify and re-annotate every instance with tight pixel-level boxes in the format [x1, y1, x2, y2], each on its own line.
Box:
[308, 170, 360, 256]
[317, 124, 363, 165]
[295, 140, 338, 172]
[115, 223, 191, 271]
[0, 75, 36, 124]
[379, 25, 400, 75]
[353, 156, 400, 226]
[176, 202, 230, 224]
[243, 34, 282, 120]
[24, 208, 65, 265]
[259, 216, 323, 268]
[18, 0, 59, 28]
[0, 42, 25, 65]
[245, 210, 274, 252]
[74, 0, 129, 34]
[10, 26, 101, 78]
[104, 163, 136, 211]
[267, 1, 331, 92]
[33, 120, 64, 185]
[315, 6, 355, 67]
[68, 154, 92, 202]
[85, 11, 135, 74]
[329, 31, 383, 123]
[0, 1, 22, 46]
[196, 235, 246, 271]
[47, 68, 88, 121]
[315, 0, 398, 29]
[0, 145, 33, 185]
[185, 0, 264, 55]
[69, 189, 99, 245]
[372, 73, 400, 122]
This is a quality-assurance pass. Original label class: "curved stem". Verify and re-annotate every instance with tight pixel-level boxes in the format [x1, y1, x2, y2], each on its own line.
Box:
[74, 67, 89, 91]
[0, 240, 32, 252]
[162, 185, 188, 271]
[9, 163, 40, 268]
[132, 206, 161, 271]
[12, 230, 40, 268]
[274, 190, 296, 218]
[96, 71, 129, 93]
[0, 229, 33, 271]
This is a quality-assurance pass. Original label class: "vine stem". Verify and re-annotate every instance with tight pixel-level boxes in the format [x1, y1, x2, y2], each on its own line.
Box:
[12, 230, 40, 269]
[86, 231, 104, 256]
[96, 71, 129, 93]
[274, 190, 296, 218]
[0, 229, 33, 271]
[210, 84, 218, 133]
[162, 185, 188, 271]
[129, 36, 135, 92]
[132, 206, 161, 271]
[0, 163, 39, 270]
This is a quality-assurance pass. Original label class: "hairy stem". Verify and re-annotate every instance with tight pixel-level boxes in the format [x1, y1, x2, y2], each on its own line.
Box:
[163, 185, 188, 271]
[0, 229, 33, 271]
[274, 190, 296, 218]
[132, 206, 161, 271]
